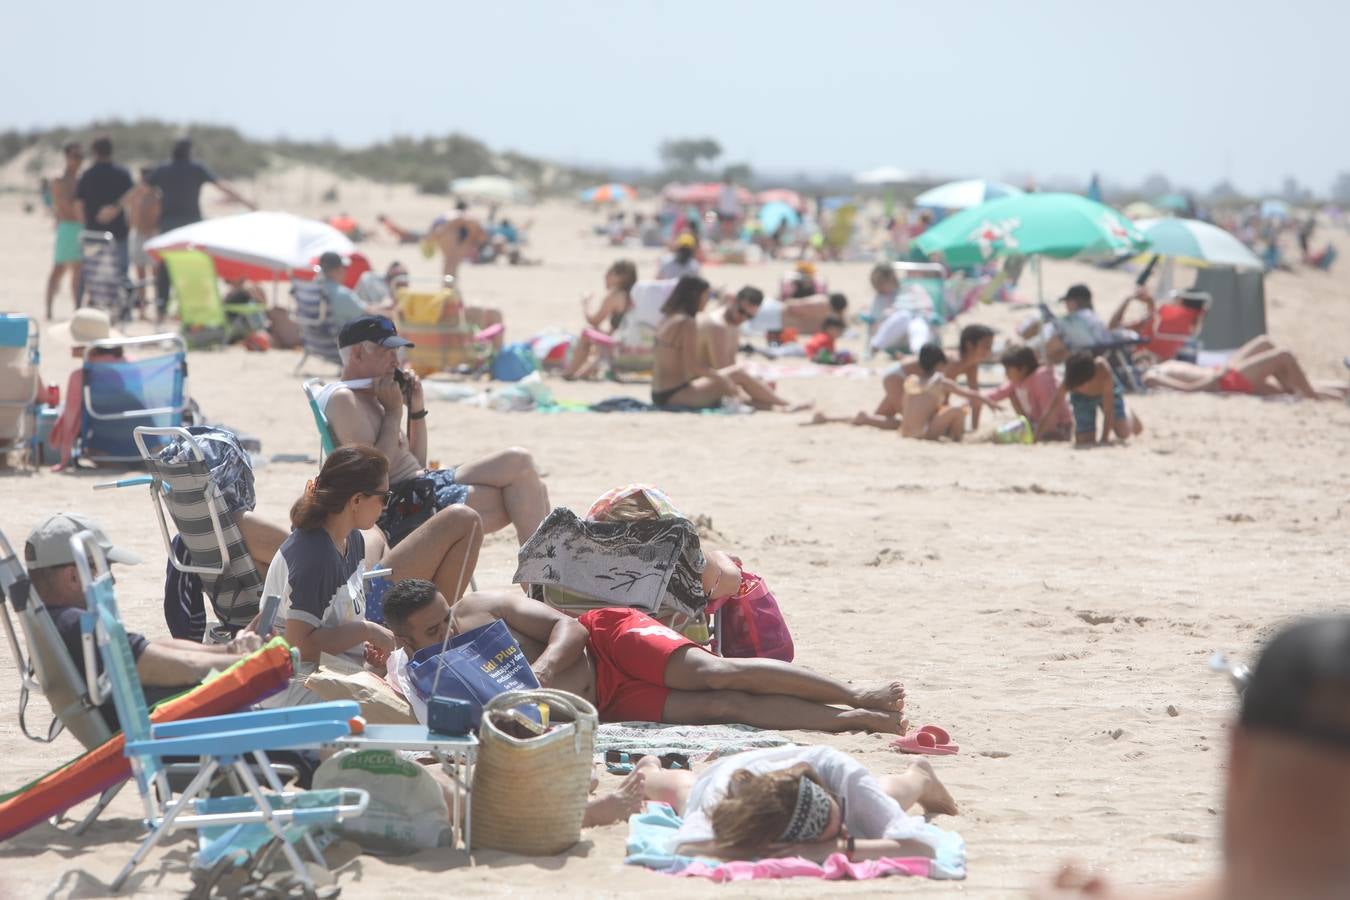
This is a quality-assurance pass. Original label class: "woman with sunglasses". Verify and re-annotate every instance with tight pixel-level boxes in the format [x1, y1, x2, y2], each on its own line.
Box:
[635, 746, 962, 866]
[268, 444, 483, 668]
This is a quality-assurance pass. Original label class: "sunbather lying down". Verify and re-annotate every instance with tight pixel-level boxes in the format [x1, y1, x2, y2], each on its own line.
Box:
[383, 581, 908, 734]
[1143, 335, 1348, 401]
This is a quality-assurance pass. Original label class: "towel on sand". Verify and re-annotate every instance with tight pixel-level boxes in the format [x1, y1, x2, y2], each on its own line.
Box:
[624, 802, 964, 882]
[595, 722, 792, 761]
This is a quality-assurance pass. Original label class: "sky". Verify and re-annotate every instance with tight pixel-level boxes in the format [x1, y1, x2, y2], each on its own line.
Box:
[1, 0, 1345, 196]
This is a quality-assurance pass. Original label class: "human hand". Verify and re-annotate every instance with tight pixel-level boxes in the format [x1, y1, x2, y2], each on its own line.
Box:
[402, 367, 424, 409]
[375, 375, 404, 413]
[365, 621, 397, 653]
[226, 632, 264, 655]
[364, 641, 391, 670]
[95, 204, 119, 224]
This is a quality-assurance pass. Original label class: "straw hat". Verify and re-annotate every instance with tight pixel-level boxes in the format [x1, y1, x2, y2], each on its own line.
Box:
[69, 308, 112, 344]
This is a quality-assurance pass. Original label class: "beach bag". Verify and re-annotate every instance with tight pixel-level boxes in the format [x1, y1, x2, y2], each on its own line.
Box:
[490, 342, 537, 382]
[718, 570, 794, 662]
[379, 475, 438, 547]
[154, 425, 256, 515]
[472, 689, 596, 855]
[407, 619, 540, 727]
[313, 748, 450, 854]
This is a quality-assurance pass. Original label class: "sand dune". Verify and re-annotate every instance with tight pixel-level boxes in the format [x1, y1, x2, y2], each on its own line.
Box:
[1, 179, 1347, 898]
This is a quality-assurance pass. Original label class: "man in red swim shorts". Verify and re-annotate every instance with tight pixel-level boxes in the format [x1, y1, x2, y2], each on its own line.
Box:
[382, 580, 908, 734]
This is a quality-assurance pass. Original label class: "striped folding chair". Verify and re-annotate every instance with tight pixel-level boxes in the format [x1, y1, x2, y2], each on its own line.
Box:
[292, 278, 342, 374]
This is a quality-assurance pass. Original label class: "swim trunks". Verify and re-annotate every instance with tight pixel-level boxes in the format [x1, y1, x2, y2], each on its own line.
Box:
[578, 607, 699, 722]
[652, 381, 692, 407]
[54, 220, 82, 264]
[377, 467, 470, 547]
[1217, 369, 1255, 395]
[1070, 381, 1127, 435]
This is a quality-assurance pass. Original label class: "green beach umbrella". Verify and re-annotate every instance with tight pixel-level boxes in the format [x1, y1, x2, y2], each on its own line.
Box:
[914, 192, 1149, 269]
[1134, 218, 1264, 270]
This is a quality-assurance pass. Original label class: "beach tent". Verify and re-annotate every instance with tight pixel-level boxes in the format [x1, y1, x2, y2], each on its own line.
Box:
[145, 212, 355, 283]
[1190, 267, 1267, 351]
[451, 176, 533, 204]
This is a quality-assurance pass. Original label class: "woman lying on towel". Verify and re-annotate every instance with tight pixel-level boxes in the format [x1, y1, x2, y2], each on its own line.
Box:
[636, 746, 962, 862]
[1142, 335, 1348, 401]
[267, 445, 483, 670]
[562, 259, 637, 380]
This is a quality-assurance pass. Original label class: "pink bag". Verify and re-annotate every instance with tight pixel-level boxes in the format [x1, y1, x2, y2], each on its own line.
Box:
[717, 570, 794, 662]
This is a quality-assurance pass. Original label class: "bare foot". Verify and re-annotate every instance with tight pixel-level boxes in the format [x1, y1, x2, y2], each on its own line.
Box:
[852, 681, 906, 714]
[802, 411, 830, 426]
[581, 768, 646, 828]
[908, 758, 959, 817]
[838, 707, 907, 734]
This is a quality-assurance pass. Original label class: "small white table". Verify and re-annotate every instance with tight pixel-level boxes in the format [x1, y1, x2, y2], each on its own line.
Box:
[325, 725, 479, 851]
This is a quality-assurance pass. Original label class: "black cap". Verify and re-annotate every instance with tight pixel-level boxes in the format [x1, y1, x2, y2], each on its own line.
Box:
[1240, 617, 1350, 753]
[338, 315, 414, 350]
[318, 251, 347, 271]
[1060, 284, 1092, 304]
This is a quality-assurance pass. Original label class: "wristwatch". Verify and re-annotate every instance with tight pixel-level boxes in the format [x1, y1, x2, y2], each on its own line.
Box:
[408, 408, 428, 420]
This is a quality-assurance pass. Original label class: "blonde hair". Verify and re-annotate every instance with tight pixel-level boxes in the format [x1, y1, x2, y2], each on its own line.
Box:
[709, 763, 826, 850]
[600, 492, 660, 523]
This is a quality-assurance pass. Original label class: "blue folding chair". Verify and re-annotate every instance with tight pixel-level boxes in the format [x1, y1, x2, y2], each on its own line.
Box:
[80, 333, 191, 465]
[293, 278, 342, 374]
[71, 530, 368, 895]
[0, 313, 42, 469]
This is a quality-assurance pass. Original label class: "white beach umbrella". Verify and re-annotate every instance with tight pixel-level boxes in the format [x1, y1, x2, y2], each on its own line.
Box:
[915, 179, 1024, 211]
[144, 211, 355, 280]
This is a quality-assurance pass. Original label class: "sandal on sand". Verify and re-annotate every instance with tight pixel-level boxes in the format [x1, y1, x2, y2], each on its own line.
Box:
[891, 726, 959, 756]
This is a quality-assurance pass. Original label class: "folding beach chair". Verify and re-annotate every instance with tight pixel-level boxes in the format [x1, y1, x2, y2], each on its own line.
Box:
[396, 283, 494, 376]
[302, 378, 339, 461]
[162, 249, 265, 350]
[293, 277, 343, 374]
[129, 425, 265, 638]
[597, 278, 675, 375]
[0, 313, 42, 469]
[78, 333, 191, 465]
[863, 262, 950, 357]
[80, 231, 136, 323]
[72, 529, 368, 895]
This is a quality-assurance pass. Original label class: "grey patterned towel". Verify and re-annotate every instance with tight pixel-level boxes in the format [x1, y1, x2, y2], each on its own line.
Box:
[593, 722, 793, 761]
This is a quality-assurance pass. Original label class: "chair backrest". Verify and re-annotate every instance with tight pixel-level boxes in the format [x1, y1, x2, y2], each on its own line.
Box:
[80, 232, 128, 318]
[293, 280, 342, 363]
[0, 315, 38, 444]
[81, 334, 189, 464]
[162, 250, 225, 330]
[72, 532, 162, 798]
[135, 426, 263, 628]
[0, 529, 113, 748]
[302, 379, 338, 459]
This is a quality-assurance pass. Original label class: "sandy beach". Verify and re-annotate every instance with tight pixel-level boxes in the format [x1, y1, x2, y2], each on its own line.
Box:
[1, 175, 1348, 899]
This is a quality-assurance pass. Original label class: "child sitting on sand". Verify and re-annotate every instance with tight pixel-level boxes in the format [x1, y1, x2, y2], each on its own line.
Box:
[1044, 351, 1143, 447]
[803, 316, 847, 363]
[986, 344, 1073, 443]
[900, 344, 998, 442]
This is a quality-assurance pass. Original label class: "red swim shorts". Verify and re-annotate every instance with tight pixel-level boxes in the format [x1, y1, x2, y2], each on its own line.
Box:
[578, 607, 699, 722]
[1218, 369, 1256, 395]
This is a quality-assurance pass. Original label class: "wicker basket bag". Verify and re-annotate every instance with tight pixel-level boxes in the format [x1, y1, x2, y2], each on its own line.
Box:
[471, 689, 598, 855]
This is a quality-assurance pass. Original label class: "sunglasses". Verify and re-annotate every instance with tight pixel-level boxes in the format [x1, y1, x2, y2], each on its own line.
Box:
[364, 490, 392, 501]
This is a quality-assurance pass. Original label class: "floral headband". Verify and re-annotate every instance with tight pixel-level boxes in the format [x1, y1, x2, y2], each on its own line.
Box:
[777, 777, 833, 843]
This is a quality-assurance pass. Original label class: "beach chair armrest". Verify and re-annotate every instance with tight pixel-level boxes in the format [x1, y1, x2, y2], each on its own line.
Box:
[129, 719, 355, 758]
[151, 701, 360, 738]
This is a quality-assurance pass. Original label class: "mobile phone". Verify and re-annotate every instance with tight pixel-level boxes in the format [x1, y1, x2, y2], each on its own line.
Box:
[255, 593, 282, 637]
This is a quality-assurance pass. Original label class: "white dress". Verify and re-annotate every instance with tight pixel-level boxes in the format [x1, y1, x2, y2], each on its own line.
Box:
[674, 745, 940, 848]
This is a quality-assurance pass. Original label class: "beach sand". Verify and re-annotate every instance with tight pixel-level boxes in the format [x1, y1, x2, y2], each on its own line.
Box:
[1, 175, 1348, 898]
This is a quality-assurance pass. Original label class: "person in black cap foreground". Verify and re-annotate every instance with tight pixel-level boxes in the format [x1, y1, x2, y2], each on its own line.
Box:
[322, 315, 549, 546]
[1035, 616, 1350, 900]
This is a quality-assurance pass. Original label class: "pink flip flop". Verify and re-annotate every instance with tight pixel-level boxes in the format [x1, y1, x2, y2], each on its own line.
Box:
[891, 726, 959, 756]
[918, 725, 954, 746]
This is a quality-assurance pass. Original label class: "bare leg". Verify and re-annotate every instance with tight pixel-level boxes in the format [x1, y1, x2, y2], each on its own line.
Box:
[663, 646, 905, 712]
[562, 333, 596, 379]
[665, 375, 738, 409]
[662, 688, 906, 734]
[853, 411, 901, 430]
[723, 366, 808, 411]
[455, 447, 550, 544]
[69, 263, 81, 309]
[236, 511, 288, 580]
[45, 265, 62, 320]
[382, 504, 482, 601]
[582, 766, 647, 827]
[927, 406, 965, 441]
[633, 755, 695, 815]
[876, 371, 906, 418]
[1238, 350, 1319, 399]
[879, 758, 959, 816]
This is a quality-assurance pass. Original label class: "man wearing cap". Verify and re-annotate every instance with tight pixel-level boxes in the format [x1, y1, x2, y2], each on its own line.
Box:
[1037, 616, 1350, 900]
[322, 315, 550, 546]
[1056, 284, 1113, 350]
[316, 251, 375, 329]
[24, 513, 262, 731]
[658, 233, 702, 280]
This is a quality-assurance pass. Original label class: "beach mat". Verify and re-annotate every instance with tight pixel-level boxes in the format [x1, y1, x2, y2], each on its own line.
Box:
[0, 637, 295, 842]
[624, 801, 965, 881]
[594, 722, 792, 761]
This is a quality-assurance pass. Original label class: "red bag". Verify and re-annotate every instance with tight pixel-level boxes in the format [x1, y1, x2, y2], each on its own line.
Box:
[717, 570, 794, 662]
